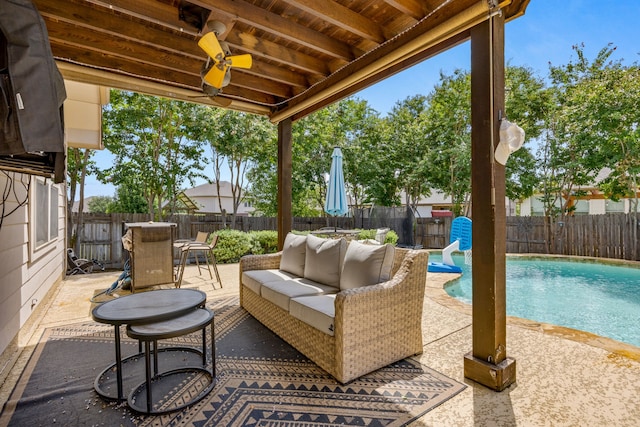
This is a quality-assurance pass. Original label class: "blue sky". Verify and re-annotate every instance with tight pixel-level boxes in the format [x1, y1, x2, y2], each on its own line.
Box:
[82, 0, 640, 198]
[359, 0, 640, 115]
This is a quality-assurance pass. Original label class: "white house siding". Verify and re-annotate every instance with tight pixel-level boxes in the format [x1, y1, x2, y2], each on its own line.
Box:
[590, 199, 606, 215]
[519, 196, 638, 216]
[193, 196, 240, 214]
[183, 182, 254, 215]
[0, 173, 65, 355]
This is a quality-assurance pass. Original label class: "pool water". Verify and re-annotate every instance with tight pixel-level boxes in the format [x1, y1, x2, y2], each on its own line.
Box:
[439, 254, 640, 347]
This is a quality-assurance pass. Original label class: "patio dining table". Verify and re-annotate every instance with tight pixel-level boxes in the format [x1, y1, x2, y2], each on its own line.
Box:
[91, 288, 206, 401]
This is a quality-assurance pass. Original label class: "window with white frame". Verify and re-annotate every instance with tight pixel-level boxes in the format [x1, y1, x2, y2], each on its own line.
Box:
[531, 196, 563, 216]
[605, 199, 625, 213]
[573, 200, 589, 215]
[33, 177, 59, 249]
[530, 197, 545, 216]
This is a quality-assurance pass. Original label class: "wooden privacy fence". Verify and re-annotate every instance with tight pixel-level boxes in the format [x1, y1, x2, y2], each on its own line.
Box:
[506, 213, 639, 260]
[72, 213, 355, 269]
[72, 212, 639, 269]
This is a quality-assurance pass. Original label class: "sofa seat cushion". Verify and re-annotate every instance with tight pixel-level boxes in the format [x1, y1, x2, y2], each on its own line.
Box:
[304, 234, 347, 288]
[242, 269, 299, 294]
[261, 278, 338, 311]
[280, 233, 307, 276]
[340, 240, 395, 290]
[289, 295, 336, 336]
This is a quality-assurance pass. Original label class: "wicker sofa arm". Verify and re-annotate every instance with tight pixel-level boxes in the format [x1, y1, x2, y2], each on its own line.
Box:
[333, 250, 429, 382]
[239, 252, 282, 273]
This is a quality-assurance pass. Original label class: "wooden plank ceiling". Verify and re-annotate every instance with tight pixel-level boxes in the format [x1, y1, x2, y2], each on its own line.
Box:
[34, 0, 529, 122]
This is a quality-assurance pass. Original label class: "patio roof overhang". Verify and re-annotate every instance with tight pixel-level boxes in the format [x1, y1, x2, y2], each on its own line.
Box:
[36, 0, 529, 123]
[32, 0, 532, 392]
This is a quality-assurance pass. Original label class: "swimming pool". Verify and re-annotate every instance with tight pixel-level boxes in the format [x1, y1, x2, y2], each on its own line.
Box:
[440, 254, 640, 347]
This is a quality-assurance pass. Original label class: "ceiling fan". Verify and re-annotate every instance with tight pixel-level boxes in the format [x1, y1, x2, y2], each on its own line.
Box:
[198, 21, 252, 94]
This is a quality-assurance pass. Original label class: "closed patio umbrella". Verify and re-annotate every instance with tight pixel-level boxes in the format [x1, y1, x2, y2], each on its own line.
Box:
[324, 147, 348, 219]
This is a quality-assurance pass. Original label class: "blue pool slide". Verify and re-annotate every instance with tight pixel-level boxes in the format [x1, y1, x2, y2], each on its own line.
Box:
[428, 216, 472, 273]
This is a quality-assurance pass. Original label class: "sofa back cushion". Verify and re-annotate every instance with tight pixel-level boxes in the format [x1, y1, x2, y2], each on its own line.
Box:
[279, 233, 307, 276]
[340, 240, 395, 290]
[303, 234, 347, 288]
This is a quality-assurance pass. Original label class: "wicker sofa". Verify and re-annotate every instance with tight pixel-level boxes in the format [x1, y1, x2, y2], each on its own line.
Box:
[239, 233, 429, 383]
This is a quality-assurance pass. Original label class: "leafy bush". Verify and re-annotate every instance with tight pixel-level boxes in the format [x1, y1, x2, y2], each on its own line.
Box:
[248, 230, 278, 254]
[212, 229, 253, 263]
[355, 229, 375, 240]
[212, 228, 398, 264]
[384, 230, 399, 245]
[355, 229, 398, 245]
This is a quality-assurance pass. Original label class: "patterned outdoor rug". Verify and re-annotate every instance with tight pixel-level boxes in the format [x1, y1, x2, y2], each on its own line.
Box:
[0, 296, 465, 426]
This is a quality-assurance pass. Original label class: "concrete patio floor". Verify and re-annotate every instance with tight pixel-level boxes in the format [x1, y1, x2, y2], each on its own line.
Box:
[1, 261, 639, 426]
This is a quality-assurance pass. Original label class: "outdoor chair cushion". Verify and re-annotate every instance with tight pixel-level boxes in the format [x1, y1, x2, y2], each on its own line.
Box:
[279, 232, 307, 276]
[303, 234, 347, 288]
[242, 269, 299, 294]
[290, 294, 337, 336]
[340, 240, 395, 290]
[260, 278, 338, 311]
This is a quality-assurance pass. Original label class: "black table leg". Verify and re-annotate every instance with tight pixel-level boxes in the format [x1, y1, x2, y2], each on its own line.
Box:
[211, 318, 216, 377]
[145, 341, 152, 413]
[114, 325, 124, 401]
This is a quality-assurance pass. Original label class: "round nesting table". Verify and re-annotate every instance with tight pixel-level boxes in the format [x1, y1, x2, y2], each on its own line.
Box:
[126, 308, 215, 414]
[91, 288, 207, 401]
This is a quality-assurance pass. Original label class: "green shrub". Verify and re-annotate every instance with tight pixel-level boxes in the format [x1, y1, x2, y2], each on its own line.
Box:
[213, 229, 253, 263]
[249, 230, 278, 254]
[385, 230, 398, 245]
[355, 229, 375, 240]
[212, 228, 398, 264]
[355, 229, 398, 245]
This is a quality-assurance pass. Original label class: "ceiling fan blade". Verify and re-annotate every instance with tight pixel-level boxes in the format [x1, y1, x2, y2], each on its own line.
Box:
[227, 54, 252, 69]
[203, 64, 228, 89]
[197, 32, 223, 59]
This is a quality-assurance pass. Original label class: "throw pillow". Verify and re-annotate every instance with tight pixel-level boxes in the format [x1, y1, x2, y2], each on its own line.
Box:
[340, 240, 395, 290]
[304, 234, 347, 288]
[279, 233, 307, 276]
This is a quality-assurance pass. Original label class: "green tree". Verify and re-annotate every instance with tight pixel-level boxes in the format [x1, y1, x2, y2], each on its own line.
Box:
[66, 147, 94, 250]
[246, 98, 383, 219]
[245, 139, 279, 216]
[538, 45, 635, 216]
[87, 195, 114, 213]
[421, 70, 471, 216]
[338, 98, 383, 216]
[380, 95, 432, 211]
[194, 109, 275, 226]
[540, 44, 640, 255]
[421, 67, 546, 216]
[503, 65, 550, 202]
[100, 90, 207, 220]
[293, 103, 343, 219]
[107, 175, 148, 213]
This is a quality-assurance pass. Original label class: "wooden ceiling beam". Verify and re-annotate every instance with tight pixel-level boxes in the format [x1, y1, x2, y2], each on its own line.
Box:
[221, 85, 278, 106]
[189, 0, 356, 60]
[228, 31, 332, 76]
[45, 20, 201, 77]
[51, 43, 201, 89]
[289, 31, 468, 121]
[383, 0, 428, 19]
[56, 61, 270, 114]
[246, 61, 309, 89]
[272, 0, 483, 122]
[34, 0, 203, 58]
[279, 0, 387, 43]
[82, 0, 200, 36]
[230, 71, 293, 98]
